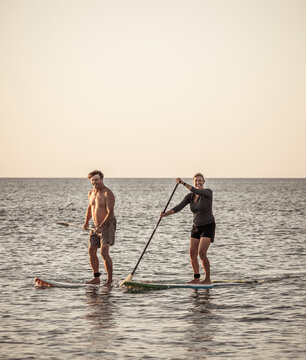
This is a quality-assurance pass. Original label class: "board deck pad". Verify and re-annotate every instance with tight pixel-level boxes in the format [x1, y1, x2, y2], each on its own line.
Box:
[123, 280, 254, 290]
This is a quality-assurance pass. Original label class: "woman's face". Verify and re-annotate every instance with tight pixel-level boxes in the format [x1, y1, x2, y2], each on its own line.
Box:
[193, 176, 204, 188]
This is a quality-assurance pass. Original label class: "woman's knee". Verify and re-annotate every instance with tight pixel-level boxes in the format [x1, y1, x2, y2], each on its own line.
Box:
[190, 237, 199, 259]
[199, 237, 211, 259]
[189, 247, 198, 259]
[198, 250, 208, 260]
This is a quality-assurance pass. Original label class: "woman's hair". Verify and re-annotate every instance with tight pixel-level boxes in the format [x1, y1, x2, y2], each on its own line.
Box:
[193, 172, 205, 180]
[88, 170, 104, 180]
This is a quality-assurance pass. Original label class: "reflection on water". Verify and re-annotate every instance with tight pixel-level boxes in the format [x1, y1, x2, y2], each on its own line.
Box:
[85, 288, 116, 330]
[83, 287, 120, 354]
[190, 290, 211, 315]
[186, 290, 214, 357]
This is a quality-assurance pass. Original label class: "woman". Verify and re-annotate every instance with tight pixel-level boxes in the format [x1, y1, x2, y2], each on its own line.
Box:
[161, 173, 215, 284]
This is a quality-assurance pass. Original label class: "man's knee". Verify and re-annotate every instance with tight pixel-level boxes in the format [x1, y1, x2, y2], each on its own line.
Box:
[88, 246, 97, 256]
[101, 245, 110, 259]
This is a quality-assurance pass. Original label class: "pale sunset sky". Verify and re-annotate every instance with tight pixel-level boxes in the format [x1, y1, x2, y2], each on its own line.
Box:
[0, 0, 305, 178]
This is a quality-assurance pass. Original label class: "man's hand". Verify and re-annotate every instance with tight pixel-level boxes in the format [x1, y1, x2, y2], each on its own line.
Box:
[96, 223, 106, 234]
[82, 222, 89, 231]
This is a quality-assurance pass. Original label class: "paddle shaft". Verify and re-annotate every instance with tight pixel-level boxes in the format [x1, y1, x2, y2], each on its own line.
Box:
[130, 183, 179, 276]
[57, 222, 95, 232]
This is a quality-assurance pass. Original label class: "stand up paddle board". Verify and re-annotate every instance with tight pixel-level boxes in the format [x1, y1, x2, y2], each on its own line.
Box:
[34, 277, 100, 288]
[123, 281, 213, 289]
[123, 280, 254, 290]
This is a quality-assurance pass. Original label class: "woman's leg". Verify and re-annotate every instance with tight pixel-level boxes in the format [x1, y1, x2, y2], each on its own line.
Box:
[198, 237, 211, 284]
[188, 237, 200, 283]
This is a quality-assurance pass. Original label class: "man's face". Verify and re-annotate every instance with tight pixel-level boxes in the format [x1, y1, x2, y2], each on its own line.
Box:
[91, 174, 103, 189]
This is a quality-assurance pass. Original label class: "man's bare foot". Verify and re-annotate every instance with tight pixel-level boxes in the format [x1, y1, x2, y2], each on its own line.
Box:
[200, 279, 211, 285]
[85, 278, 100, 285]
[103, 281, 113, 288]
[187, 279, 200, 284]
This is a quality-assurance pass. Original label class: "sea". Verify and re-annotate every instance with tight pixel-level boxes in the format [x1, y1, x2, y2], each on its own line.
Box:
[0, 178, 305, 360]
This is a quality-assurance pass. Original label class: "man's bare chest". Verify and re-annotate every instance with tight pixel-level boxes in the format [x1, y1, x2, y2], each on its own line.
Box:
[90, 192, 106, 208]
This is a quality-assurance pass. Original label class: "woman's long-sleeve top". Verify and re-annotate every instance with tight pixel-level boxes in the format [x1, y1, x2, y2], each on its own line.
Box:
[171, 187, 215, 226]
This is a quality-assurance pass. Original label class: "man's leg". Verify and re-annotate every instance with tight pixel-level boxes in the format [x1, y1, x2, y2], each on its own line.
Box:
[188, 237, 200, 284]
[198, 237, 211, 284]
[86, 244, 100, 284]
[101, 244, 113, 286]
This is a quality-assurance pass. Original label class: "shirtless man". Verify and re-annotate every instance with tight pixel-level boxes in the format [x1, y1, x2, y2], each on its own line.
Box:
[83, 170, 116, 286]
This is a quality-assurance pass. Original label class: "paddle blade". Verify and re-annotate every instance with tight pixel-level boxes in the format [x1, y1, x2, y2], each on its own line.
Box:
[57, 222, 69, 227]
[119, 273, 133, 287]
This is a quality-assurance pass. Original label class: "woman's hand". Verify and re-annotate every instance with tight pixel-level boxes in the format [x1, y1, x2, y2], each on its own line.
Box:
[160, 210, 174, 218]
[176, 178, 186, 186]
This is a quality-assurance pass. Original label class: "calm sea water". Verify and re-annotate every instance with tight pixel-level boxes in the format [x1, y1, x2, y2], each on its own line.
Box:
[0, 178, 305, 360]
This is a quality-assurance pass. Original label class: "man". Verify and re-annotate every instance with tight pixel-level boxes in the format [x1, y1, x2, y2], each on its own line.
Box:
[83, 170, 116, 286]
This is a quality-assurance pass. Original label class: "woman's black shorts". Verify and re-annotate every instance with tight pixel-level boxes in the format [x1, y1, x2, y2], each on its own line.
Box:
[191, 222, 216, 242]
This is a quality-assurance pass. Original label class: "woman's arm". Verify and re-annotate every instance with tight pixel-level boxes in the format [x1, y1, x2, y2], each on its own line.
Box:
[176, 177, 192, 191]
[160, 193, 190, 217]
[160, 209, 175, 218]
[176, 178, 212, 198]
[189, 187, 212, 198]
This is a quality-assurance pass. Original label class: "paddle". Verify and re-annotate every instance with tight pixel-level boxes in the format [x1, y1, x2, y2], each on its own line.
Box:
[119, 182, 179, 287]
[56, 222, 95, 232]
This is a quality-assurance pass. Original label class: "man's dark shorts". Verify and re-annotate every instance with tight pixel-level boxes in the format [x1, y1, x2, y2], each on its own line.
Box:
[191, 221, 216, 242]
[89, 217, 116, 247]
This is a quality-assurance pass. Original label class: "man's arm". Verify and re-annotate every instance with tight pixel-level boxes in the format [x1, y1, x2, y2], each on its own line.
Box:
[97, 190, 115, 231]
[82, 191, 92, 230]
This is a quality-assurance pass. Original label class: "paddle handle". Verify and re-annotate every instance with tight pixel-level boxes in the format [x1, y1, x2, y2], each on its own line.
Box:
[131, 183, 179, 276]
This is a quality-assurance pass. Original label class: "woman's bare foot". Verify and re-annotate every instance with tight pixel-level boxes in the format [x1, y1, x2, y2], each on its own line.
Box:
[200, 279, 211, 285]
[85, 278, 100, 285]
[187, 279, 200, 284]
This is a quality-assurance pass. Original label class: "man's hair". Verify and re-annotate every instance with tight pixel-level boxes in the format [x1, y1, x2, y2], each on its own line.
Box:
[88, 170, 104, 180]
[193, 172, 205, 180]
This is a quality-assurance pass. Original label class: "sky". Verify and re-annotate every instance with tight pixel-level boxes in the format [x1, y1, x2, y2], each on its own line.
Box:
[0, 0, 305, 178]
